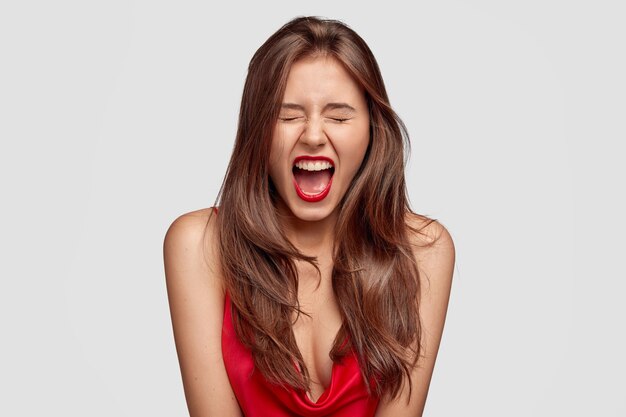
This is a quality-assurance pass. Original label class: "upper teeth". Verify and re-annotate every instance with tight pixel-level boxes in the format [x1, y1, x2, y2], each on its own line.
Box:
[295, 160, 333, 171]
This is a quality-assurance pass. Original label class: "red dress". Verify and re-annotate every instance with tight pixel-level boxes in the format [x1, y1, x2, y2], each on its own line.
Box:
[221, 292, 380, 416]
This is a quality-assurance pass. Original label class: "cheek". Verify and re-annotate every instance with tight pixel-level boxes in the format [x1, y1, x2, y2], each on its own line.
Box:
[339, 125, 370, 172]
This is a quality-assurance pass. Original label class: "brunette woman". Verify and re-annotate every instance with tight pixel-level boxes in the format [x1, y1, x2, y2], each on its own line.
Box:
[164, 16, 455, 417]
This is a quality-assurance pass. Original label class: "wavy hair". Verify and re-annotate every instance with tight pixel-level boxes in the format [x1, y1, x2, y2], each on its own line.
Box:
[210, 16, 433, 401]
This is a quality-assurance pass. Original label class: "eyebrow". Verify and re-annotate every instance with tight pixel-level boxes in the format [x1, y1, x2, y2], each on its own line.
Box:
[281, 102, 357, 112]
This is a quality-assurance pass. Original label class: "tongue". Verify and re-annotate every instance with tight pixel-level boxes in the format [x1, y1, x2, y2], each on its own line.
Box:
[294, 169, 332, 194]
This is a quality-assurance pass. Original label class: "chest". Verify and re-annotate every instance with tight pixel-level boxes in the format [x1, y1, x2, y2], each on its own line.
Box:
[291, 261, 343, 402]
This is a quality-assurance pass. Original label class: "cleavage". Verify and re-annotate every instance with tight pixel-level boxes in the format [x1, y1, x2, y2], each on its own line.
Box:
[291, 291, 342, 402]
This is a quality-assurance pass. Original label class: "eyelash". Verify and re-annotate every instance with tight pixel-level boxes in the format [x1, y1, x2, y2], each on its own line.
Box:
[279, 117, 350, 123]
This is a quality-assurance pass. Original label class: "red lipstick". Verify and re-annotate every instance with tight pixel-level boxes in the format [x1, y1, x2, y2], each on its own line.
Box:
[292, 155, 335, 203]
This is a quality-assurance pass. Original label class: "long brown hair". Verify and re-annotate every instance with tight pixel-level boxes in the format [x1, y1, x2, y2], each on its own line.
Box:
[210, 16, 433, 401]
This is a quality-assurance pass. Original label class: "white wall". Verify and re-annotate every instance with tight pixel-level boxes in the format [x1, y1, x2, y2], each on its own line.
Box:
[1, 0, 623, 415]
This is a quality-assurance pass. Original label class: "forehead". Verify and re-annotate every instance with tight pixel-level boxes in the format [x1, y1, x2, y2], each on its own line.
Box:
[282, 55, 365, 105]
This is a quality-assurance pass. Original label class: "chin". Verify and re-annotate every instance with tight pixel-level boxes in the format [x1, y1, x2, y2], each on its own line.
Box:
[280, 198, 338, 223]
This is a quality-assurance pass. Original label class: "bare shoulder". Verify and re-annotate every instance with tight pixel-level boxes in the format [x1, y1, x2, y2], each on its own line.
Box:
[404, 211, 455, 291]
[163, 207, 221, 282]
[163, 207, 241, 416]
[164, 207, 218, 244]
[374, 214, 455, 416]
[165, 207, 217, 239]
[405, 212, 453, 247]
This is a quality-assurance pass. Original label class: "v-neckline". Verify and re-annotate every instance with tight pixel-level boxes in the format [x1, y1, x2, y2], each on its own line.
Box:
[298, 355, 339, 404]
[294, 327, 349, 405]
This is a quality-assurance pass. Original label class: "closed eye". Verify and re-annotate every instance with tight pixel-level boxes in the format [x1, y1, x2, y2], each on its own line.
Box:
[279, 117, 303, 122]
[329, 117, 350, 123]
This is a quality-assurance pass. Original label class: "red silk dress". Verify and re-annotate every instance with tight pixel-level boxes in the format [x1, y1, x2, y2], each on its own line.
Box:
[221, 292, 380, 416]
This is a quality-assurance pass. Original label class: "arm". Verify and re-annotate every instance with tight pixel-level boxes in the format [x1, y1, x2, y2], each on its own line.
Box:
[163, 209, 243, 417]
[375, 218, 455, 417]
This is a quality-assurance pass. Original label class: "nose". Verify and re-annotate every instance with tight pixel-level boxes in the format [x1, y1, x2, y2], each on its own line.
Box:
[299, 116, 327, 148]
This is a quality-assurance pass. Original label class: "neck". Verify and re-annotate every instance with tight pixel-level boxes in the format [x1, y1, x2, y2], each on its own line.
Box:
[276, 203, 338, 257]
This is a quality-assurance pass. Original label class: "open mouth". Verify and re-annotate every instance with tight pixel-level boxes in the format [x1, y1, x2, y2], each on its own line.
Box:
[292, 157, 335, 202]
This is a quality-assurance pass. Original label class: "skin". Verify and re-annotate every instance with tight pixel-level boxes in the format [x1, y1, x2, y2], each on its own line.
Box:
[269, 54, 370, 255]
[163, 55, 455, 416]
[164, 210, 243, 417]
[268, 55, 371, 402]
[374, 217, 455, 417]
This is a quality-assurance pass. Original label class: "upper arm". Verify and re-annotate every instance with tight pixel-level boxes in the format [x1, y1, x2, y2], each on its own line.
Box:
[375, 217, 456, 417]
[163, 208, 242, 417]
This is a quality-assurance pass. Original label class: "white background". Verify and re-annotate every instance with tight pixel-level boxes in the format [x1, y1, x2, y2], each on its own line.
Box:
[1, 0, 624, 415]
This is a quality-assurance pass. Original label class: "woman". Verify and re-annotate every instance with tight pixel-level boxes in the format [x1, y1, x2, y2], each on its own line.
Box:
[164, 16, 455, 417]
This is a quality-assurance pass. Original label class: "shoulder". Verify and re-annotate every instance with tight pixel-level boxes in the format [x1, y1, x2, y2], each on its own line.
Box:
[405, 212, 454, 252]
[404, 211, 455, 290]
[163, 207, 243, 415]
[375, 214, 455, 415]
[163, 207, 222, 291]
[165, 207, 218, 239]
